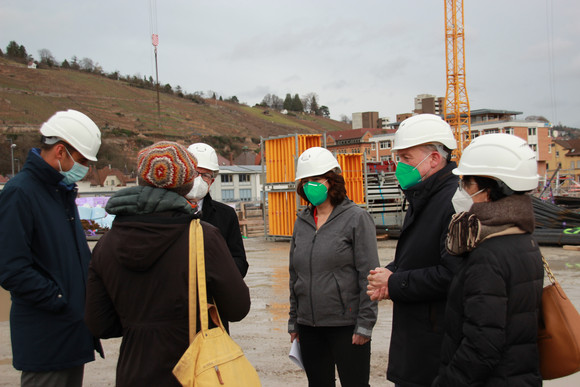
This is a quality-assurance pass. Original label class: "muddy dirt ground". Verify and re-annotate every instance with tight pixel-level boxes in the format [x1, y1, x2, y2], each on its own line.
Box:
[1, 237, 580, 386]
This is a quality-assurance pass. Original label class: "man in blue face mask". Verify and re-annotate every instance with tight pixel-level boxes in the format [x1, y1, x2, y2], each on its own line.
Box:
[366, 114, 463, 387]
[0, 110, 103, 387]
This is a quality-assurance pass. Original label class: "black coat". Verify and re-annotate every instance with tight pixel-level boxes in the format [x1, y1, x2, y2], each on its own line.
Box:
[199, 193, 248, 277]
[386, 162, 462, 387]
[433, 234, 543, 387]
[85, 187, 250, 387]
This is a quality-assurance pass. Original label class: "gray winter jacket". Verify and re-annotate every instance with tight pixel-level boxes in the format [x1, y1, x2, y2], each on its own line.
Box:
[288, 199, 379, 338]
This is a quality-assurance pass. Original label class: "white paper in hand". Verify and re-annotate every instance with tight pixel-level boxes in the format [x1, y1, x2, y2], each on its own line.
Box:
[289, 340, 304, 370]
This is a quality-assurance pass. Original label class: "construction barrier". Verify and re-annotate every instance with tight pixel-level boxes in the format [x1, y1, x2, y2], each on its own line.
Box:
[264, 134, 322, 238]
[337, 153, 364, 204]
[265, 134, 322, 183]
[263, 134, 372, 238]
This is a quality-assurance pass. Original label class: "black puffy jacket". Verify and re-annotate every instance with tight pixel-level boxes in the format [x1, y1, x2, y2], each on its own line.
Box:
[433, 234, 543, 386]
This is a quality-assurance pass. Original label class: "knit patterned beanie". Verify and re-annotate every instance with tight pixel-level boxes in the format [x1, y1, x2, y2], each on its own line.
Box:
[137, 141, 197, 195]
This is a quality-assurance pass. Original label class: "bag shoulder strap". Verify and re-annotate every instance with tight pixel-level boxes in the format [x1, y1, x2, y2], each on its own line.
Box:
[193, 219, 210, 333]
[542, 255, 557, 286]
[187, 219, 204, 343]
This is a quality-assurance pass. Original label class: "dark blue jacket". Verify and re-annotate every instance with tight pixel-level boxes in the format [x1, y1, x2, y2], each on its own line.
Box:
[0, 149, 100, 371]
[386, 162, 462, 387]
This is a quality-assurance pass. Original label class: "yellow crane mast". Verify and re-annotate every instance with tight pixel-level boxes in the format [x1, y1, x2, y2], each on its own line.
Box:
[444, 0, 471, 158]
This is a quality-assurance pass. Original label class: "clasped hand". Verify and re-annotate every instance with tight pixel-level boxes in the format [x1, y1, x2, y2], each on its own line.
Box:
[366, 267, 392, 301]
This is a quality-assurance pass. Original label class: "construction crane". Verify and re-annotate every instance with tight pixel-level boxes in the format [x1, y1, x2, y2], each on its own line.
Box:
[444, 0, 471, 158]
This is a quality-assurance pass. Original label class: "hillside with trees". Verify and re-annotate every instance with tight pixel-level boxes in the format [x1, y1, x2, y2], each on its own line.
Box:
[0, 41, 350, 175]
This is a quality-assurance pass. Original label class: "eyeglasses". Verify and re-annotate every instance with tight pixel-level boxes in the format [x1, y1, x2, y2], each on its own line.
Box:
[193, 170, 214, 182]
[458, 179, 477, 191]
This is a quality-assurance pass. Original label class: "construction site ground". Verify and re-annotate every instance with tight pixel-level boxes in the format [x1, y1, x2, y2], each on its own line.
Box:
[1, 237, 579, 386]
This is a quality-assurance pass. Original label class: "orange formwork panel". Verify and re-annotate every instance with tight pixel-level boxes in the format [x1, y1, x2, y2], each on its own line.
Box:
[337, 153, 364, 204]
[267, 191, 297, 237]
[265, 136, 295, 183]
[265, 134, 322, 183]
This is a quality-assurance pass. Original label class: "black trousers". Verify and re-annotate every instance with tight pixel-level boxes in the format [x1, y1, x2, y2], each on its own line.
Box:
[298, 324, 371, 387]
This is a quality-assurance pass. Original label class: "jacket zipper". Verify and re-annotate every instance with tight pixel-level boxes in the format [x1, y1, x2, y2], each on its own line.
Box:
[309, 230, 317, 326]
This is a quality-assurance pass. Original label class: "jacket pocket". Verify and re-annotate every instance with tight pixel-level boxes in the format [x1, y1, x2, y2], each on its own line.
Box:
[332, 273, 346, 315]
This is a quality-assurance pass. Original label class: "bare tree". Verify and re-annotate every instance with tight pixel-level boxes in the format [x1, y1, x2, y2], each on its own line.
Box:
[271, 95, 283, 110]
[79, 57, 95, 72]
[301, 92, 319, 114]
[38, 49, 56, 67]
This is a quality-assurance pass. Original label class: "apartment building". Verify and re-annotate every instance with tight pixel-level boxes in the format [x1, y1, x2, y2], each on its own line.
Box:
[352, 112, 379, 129]
[466, 109, 552, 177]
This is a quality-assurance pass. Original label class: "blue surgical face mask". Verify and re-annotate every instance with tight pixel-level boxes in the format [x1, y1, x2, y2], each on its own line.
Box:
[59, 147, 89, 185]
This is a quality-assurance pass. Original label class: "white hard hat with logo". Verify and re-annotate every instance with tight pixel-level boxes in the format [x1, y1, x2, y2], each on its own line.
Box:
[295, 147, 341, 181]
[40, 109, 102, 161]
[187, 143, 219, 172]
[393, 114, 457, 151]
[453, 133, 539, 191]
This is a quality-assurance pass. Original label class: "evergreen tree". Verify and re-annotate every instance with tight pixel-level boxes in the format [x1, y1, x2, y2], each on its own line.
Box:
[283, 93, 293, 110]
[291, 94, 303, 112]
[6, 41, 27, 62]
[311, 96, 320, 115]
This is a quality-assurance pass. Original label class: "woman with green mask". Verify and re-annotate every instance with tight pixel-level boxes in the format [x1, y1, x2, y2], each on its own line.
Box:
[288, 147, 380, 387]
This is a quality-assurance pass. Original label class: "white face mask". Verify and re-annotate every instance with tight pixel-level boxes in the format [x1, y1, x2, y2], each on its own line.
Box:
[186, 175, 210, 201]
[451, 187, 485, 213]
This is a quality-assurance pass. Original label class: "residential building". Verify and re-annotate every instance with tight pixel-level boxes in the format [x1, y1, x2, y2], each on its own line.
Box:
[352, 112, 379, 129]
[414, 94, 444, 115]
[76, 166, 137, 197]
[368, 131, 397, 163]
[396, 113, 413, 123]
[466, 109, 552, 178]
[210, 165, 263, 203]
[548, 139, 580, 195]
[326, 128, 386, 156]
[378, 116, 392, 129]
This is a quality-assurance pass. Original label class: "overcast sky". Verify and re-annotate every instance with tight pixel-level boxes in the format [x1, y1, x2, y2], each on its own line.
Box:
[2, 0, 579, 127]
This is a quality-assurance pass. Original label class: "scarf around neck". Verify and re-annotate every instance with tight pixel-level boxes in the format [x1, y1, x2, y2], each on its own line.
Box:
[446, 194, 535, 255]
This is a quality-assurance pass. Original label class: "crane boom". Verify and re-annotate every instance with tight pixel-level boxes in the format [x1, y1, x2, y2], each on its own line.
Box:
[444, 0, 471, 158]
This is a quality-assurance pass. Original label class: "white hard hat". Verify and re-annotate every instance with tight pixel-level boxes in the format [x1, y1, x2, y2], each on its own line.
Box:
[453, 133, 539, 191]
[187, 143, 219, 172]
[295, 147, 341, 181]
[40, 110, 101, 161]
[393, 114, 457, 151]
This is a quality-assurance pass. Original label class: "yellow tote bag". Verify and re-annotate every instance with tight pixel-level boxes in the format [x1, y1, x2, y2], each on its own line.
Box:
[172, 220, 261, 387]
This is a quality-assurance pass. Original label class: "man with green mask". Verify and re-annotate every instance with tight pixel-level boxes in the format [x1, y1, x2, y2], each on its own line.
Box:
[367, 113, 462, 387]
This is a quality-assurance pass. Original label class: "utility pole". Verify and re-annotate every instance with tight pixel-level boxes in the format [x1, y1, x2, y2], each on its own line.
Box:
[152, 33, 161, 129]
[10, 141, 16, 178]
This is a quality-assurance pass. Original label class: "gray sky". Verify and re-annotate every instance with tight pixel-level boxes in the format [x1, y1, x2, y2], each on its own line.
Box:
[2, 0, 579, 127]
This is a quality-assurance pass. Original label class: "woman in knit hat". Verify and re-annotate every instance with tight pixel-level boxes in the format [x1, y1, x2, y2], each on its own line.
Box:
[85, 141, 251, 387]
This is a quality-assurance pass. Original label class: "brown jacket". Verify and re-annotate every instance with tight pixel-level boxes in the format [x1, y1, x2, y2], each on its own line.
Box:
[85, 187, 250, 387]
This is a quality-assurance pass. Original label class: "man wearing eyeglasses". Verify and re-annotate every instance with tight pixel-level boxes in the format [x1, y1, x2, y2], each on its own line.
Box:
[185, 143, 248, 279]
[366, 114, 463, 387]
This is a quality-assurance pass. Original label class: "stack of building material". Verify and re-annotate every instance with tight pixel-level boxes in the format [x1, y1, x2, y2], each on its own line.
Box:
[532, 196, 580, 245]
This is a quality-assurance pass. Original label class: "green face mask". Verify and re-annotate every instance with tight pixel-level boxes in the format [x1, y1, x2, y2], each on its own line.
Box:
[395, 153, 431, 190]
[303, 180, 328, 206]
